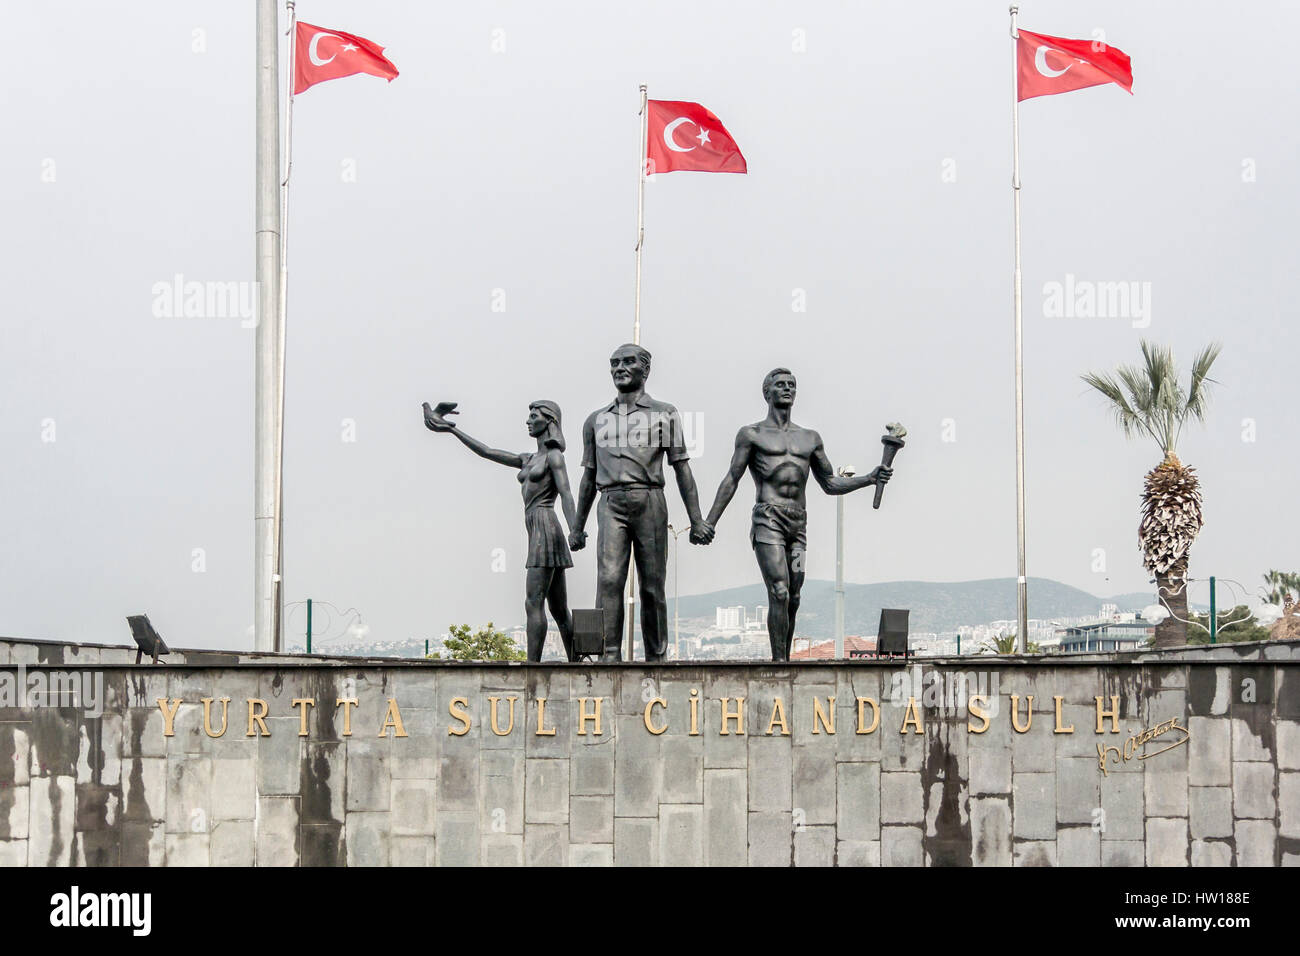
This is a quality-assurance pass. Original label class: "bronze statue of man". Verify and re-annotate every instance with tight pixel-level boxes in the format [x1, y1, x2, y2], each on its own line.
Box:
[702, 369, 892, 661]
[570, 344, 711, 661]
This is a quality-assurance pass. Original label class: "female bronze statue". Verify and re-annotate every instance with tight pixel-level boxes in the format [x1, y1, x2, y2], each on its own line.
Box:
[422, 400, 578, 661]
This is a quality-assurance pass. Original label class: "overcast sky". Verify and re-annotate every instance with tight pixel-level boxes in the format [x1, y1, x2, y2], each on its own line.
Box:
[2, 1, 1296, 651]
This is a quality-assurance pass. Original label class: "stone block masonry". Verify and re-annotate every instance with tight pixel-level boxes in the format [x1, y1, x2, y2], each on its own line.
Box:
[0, 637, 1296, 866]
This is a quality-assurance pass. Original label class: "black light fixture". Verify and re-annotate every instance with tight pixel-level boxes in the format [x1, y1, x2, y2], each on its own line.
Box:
[126, 615, 170, 665]
[877, 608, 910, 658]
[572, 608, 608, 661]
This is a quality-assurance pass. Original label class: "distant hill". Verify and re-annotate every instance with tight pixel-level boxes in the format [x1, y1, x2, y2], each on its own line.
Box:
[674, 578, 1158, 637]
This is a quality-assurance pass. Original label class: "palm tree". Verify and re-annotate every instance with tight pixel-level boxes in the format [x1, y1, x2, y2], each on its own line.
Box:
[1261, 569, 1300, 605]
[1082, 340, 1221, 648]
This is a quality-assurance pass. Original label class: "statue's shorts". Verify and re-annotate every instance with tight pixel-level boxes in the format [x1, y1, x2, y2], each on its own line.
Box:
[750, 502, 808, 553]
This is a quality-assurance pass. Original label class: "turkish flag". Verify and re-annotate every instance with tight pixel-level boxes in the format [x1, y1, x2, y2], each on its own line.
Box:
[294, 21, 399, 95]
[646, 100, 747, 174]
[1016, 29, 1133, 102]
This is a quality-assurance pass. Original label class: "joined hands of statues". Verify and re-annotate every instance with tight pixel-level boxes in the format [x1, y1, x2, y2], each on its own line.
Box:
[422, 401, 459, 432]
[689, 521, 715, 545]
[568, 530, 588, 552]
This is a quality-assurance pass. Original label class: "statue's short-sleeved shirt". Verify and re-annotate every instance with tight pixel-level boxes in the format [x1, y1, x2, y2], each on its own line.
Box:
[581, 393, 690, 489]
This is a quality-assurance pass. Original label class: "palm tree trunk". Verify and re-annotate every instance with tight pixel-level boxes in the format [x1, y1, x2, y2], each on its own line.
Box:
[1154, 565, 1189, 648]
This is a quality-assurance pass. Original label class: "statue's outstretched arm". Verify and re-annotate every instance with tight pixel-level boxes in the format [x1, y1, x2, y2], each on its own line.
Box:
[422, 401, 523, 468]
[811, 440, 887, 495]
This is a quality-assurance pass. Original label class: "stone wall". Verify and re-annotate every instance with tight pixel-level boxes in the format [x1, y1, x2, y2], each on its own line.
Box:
[0, 637, 1296, 866]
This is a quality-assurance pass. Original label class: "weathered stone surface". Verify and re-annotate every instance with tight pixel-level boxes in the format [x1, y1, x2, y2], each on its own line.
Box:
[391, 778, 436, 836]
[1056, 757, 1100, 825]
[1, 654, 1295, 867]
[1057, 826, 1100, 866]
[659, 804, 703, 866]
[1188, 717, 1231, 786]
[970, 797, 1012, 866]
[748, 735, 791, 812]
[1189, 786, 1232, 839]
[1013, 840, 1057, 867]
[614, 817, 657, 866]
[28, 775, 74, 866]
[1101, 840, 1145, 867]
[881, 771, 924, 825]
[435, 811, 479, 866]
[1145, 817, 1188, 867]
[748, 811, 792, 866]
[525, 757, 569, 825]
[1144, 770, 1188, 819]
[794, 825, 835, 866]
[1191, 839, 1232, 867]
[523, 822, 567, 866]
[257, 796, 300, 866]
[479, 833, 521, 866]
[570, 843, 613, 866]
[210, 820, 254, 866]
[1012, 772, 1055, 841]
[1233, 762, 1276, 818]
[836, 839, 880, 867]
[836, 762, 879, 843]
[1280, 771, 1300, 839]
[881, 825, 924, 866]
[1234, 819, 1275, 867]
[569, 795, 613, 844]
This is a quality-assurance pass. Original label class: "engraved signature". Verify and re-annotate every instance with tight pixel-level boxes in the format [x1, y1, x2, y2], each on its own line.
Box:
[1097, 716, 1190, 776]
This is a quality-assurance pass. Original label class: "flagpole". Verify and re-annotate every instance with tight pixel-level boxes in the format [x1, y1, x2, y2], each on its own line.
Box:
[626, 83, 649, 660]
[272, 0, 297, 652]
[1010, 4, 1029, 654]
[254, 0, 282, 653]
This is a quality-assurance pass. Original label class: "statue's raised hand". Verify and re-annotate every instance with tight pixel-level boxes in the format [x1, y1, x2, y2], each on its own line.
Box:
[422, 401, 459, 432]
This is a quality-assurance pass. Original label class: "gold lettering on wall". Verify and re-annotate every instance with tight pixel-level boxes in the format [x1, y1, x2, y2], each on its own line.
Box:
[967, 695, 991, 734]
[379, 698, 408, 738]
[1011, 695, 1034, 733]
[766, 697, 790, 736]
[1095, 695, 1120, 734]
[900, 696, 924, 734]
[689, 689, 700, 736]
[535, 697, 556, 736]
[577, 697, 604, 736]
[644, 698, 667, 735]
[719, 697, 746, 735]
[448, 696, 471, 736]
[488, 696, 517, 736]
[812, 696, 836, 735]
[291, 698, 313, 737]
[202, 697, 231, 738]
[336, 698, 358, 737]
[246, 699, 270, 737]
[1054, 696, 1074, 734]
[156, 698, 182, 737]
[856, 697, 880, 735]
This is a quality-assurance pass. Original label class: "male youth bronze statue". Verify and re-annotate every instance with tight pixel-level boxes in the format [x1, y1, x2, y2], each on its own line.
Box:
[570, 344, 711, 662]
[701, 369, 894, 661]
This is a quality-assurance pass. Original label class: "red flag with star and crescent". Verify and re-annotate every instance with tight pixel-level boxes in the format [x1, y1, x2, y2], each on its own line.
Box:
[1016, 29, 1133, 102]
[646, 100, 747, 174]
[294, 21, 399, 95]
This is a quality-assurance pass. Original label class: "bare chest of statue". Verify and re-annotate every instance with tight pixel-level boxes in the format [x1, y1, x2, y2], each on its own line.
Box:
[749, 424, 818, 501]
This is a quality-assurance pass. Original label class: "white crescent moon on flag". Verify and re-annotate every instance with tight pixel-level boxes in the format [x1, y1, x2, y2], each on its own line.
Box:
[309, 32, 343, 66]
[1034, 45, 1073, 78]
[664, 117, 697, 153]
